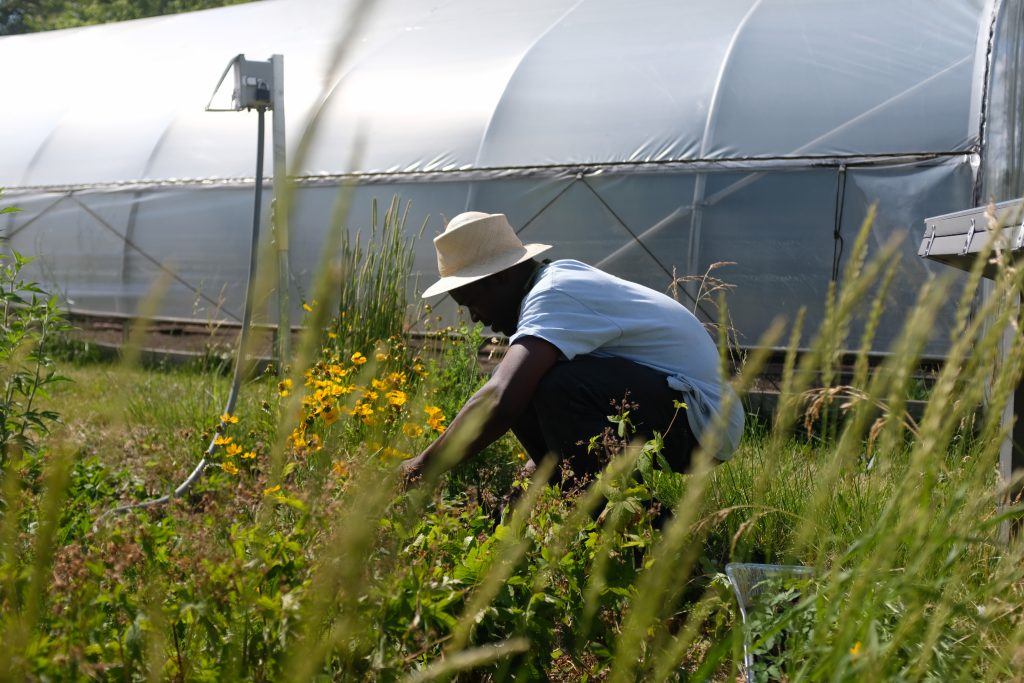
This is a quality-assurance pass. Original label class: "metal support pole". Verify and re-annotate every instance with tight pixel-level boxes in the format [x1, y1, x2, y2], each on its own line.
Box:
[270, 54, 290, 372]
[999, 292, 1024, 542]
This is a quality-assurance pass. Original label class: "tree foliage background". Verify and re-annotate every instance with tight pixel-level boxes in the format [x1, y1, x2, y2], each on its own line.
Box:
[0, 0, 253, 35]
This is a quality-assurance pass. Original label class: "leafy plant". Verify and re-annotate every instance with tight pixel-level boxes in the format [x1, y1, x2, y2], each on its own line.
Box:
[0, 244, 69, 465]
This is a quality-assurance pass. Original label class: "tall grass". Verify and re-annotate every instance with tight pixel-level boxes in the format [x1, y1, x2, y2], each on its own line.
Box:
[2, 197, 1023, 680]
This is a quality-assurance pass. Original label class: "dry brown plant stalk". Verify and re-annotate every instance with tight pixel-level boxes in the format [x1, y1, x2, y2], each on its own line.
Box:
[802, 384, 920, 454]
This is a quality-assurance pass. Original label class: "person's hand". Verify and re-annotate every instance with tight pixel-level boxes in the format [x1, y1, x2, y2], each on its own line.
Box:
[399, 454, 428, 489]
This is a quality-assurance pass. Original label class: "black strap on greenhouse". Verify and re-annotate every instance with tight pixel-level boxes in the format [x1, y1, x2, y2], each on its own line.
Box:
[832, 164, 847, 283]
[95, 107, 267, 526]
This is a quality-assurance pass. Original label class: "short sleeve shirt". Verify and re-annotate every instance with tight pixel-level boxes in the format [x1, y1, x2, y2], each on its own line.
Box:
[509, 260, 744, 459]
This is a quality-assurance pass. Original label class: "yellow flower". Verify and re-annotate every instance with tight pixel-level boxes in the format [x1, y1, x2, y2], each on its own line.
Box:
[387, 371, 407, 385]
[364, 390, 379, 402]
[352, 402, 373, 417]
[386, 390, 407, 407]
[322, 405, 340, 425]
[278, 378, 293, 396]
[517, 452, 527, 461]
[849, 641, 862, 659]
[214, 435, 233, 446]
[402, 423, 424, 438]
[327, 331, 337, 339]
[351, 352, 367, 365]
[226, 443, 243, 457]
[220, 412, 239, 424]
[241, 451, 257, 460]
[425, 405, 447, 433]
[263, 484, 281, 496]
[413, 362, 427, 377]
[220, 462, 239, 475]
[332, 460, 349, 476]
[307, 434, 323, 451]
[371, 378, 386, 390]
[381, 446, 407, 459]
[375, 351, 388, 362]
[302, 302, 313, 312]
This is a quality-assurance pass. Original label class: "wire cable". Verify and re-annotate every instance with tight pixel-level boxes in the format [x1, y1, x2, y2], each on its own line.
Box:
[96, 107, 267, 526]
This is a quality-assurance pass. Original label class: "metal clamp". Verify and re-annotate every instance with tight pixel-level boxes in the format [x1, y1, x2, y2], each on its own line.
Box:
[961, 218, 976, 256]
[924, 224, 936, 257]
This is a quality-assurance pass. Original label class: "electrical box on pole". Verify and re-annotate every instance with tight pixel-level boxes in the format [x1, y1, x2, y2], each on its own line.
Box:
[207, 54, 291, 374]
[231, 56, 274, 111]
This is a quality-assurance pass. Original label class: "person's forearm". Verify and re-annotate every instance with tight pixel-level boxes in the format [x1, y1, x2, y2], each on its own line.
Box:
[414, 381, 520, 476]
[403, 337, 558, 484]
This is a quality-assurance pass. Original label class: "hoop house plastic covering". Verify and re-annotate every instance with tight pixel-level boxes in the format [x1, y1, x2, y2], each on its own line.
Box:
[0, 0, 1019, 355]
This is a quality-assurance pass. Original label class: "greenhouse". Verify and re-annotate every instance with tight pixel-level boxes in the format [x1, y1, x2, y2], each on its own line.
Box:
[0, 0, 1022, 356]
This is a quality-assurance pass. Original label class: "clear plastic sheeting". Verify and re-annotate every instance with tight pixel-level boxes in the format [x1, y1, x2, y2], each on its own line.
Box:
[0, 0, 1013, 356]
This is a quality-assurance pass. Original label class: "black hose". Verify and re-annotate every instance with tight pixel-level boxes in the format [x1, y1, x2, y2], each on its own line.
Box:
[96, 107, 268, 526]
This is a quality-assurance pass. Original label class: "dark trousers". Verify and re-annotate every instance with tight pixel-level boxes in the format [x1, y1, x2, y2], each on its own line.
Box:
[511, 355, 697, 482]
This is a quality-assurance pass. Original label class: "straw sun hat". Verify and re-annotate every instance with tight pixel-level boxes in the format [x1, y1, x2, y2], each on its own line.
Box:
[421, 212, 551, 298]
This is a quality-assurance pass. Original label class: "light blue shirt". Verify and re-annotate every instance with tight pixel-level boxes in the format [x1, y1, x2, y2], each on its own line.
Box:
[509, 260, 744, 460]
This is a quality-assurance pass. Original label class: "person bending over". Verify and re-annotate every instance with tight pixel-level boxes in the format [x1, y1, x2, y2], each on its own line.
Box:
[400, 211, 743, 489]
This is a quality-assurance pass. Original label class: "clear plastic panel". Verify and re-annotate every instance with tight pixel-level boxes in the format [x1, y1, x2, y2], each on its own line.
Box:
[586, 173, 699, 297]
[696, 169, 839, 348]
[474, 0, 754, 167]
[511, 182, 672, 289]
[843, 160, 975, 357]
[6, 190, 137, 312]
[707, 0, 984, 157]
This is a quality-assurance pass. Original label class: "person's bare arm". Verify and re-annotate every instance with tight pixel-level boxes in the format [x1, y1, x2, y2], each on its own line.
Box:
[400, 336, 559, 484]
